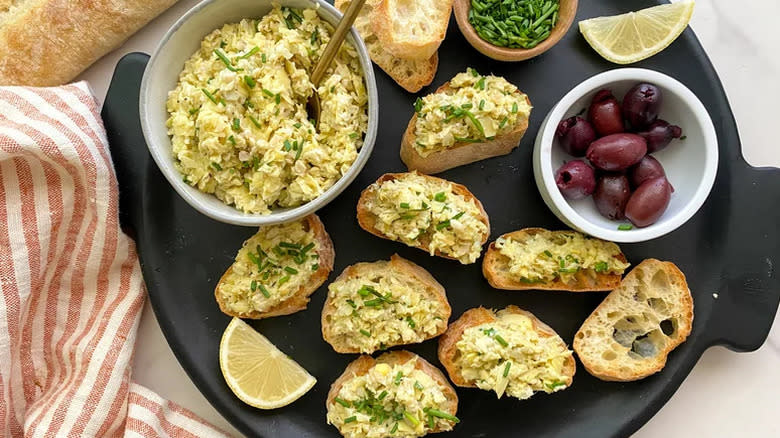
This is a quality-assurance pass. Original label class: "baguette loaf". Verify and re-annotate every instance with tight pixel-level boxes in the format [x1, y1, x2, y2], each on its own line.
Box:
[321, 254, 451, 354]
[372, 0, 454, 61]
[0, 0, 177, 86]
[214, 214, 334, 319]
[326, 350, 459, 437]
[482, 228, 629, 292]
[401, 74, 532, 174]
[356, 172, 490, 264]
[573, 259, 694, 381]
[335, 0, 438, 93]
[438, 306, 575, 399]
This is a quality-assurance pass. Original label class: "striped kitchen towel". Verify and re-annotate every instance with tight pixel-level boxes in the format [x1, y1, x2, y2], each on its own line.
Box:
[0, 82, 231, 437]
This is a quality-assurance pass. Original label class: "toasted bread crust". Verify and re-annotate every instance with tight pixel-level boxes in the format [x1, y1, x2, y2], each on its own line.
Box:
[482, 228, 627, 292]
[438, 306, 576, 389]
[401, 84, 531, 174]
[356, 172, 490, 262]
[573, 259, 694, 381]
[326, 351, 458, 434]
[214, 214, 335, 319]
[321, 254, 451, 353]
[371, 0, 453, 61]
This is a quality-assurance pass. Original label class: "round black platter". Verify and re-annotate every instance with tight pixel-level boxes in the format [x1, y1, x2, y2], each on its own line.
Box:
[102, 1, 780, 436]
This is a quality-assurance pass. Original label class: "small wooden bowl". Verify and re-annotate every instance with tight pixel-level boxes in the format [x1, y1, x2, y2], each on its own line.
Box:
[453, 0, 578, 62]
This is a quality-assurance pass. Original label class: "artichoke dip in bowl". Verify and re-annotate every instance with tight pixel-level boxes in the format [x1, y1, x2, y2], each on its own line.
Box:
[140, 0, 378, 226]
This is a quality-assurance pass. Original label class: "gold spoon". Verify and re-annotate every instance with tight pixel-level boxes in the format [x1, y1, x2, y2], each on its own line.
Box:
[307, 0, 367, 128]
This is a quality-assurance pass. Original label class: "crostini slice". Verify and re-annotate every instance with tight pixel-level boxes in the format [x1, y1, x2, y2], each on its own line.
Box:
[438, 306, 575, 400]
[356, 171, 490, 264]
[401, 69, 532, 174]
[326, 350, 459, 438]
[214, 214, 334, 319]
[371, 0, 454, 61]
[322, 254, 451, 354]
[483, 228, 629, 292]
[573, 259, 694, 381]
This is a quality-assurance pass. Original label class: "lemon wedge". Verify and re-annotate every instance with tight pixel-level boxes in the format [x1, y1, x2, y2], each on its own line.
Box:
[219, 317, 316, 409]
[579, 1, 695, 64]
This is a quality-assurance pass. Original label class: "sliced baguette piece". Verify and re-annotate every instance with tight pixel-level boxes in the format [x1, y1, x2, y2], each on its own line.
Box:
[372, 0, 455, 61]
[321, 254, 451, 354]
[482, 228, 629, 292]
[326, 350, 458, 437]
[401, 83, 531, 174]
[438, 306, 575, 397]
[214, 214, 334, 319]
[356, 172, 490, 264]
[335, 0, 438, 93]
[573, 259, 694, 381]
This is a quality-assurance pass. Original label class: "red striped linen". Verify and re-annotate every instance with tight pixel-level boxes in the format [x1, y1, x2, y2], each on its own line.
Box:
[0, 82, 231, 437]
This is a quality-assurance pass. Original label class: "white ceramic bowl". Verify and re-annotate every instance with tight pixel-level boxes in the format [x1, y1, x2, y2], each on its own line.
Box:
[533, 68, 718, 243]
[140, 0, 379, 226]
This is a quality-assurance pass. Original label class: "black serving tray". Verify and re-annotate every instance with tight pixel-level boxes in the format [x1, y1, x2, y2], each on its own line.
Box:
[102, 1, 780, 436]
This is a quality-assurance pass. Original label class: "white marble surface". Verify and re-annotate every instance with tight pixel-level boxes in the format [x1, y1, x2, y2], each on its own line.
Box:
[77, 0, 780, 436]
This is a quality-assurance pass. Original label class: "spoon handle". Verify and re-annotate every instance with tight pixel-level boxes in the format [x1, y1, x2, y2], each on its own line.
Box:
[310, 0, 367, 87]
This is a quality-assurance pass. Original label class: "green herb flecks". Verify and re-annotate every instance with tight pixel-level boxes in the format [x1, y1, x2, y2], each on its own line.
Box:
[423, 407, 460, 423]
[359, 329, 371, 337]
[503, 361, 512, 377]
[211, 162, 222, 171]
[594, 261, 609, 273]
[237, 46, 260, 60]
[214, 49, 242, 72]
[468, 0, 560, 49]
[243, 75, 256, 88]
[334, 397, 350, 408]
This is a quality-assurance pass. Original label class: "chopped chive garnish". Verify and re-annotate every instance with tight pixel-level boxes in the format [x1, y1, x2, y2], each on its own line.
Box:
[284, 266, 298, 274]
[283, 139, 293, 151]
[452, 211, 465, 220]
[499, 116, 509, 129]
[275, 93, 281, 104]
[461, 103, 473, 109]
[454, 136, 480, 143]
[300, 242, 315, 254]
[594, 261, 609, 273]
[494, 334, 509, 347]
[511, 102, 518, 113]
[413, 97, 423, 114]
[618, 224, 633, 231]
[406, 316, 415, 328]
[279, 242, 301, 249]
[475, 77, 486, 90]
[310, 27, 320, 44]
[543, 250, 553, 258]
[463, 109, 485, 137]
[414, 381, 424, 391]
[311, 263, 319, 271]
[399, 202, 410, 209]
[363, 299, 382, 307]
[378, 390, 388, 400]
[243, 75, 256, 88]
[359, 329, 371, 337]
[293, 122, 302, 128]
[248, 114, 261, 128]
[559, 257, 566, 268]
[261, 53, 267, 63]
[237, 46, 259, 59]
[436, 220, 451, 231]
[428, 414, 435, 430]
[211, 162, 222, 171]
[334, 397, 350, 407]
[189, 108, 199, 115]
[470, 67, 479, 77]
[219, 40, 226, 49]
[201, 88, 218, 104]
[259, 284, 270, 298]
[390, 422, 398, 434]
[503, 361, 512, 377]
[344, 416, 357, 424]
[479, 99, 485, 110]
[349, 132, 359, 139]
[434, 192, 446, 202]
[346, 299, 356, 309]
[403, 412, 420, 426]
[232, 118, 240, 131]
[262, 88, 275, 98]
[278, 275, 290, 286]
[214, 49, 242, 72]
[250, 280, 257, 291]
[294, 140, 304, 161]
[227, 135, 236, 145]
[424, 408, 459, 423]
[394, 371, 403, 385]
[546, 380, 567, 390]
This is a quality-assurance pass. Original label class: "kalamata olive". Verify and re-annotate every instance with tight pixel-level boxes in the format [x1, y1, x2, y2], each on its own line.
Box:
[588, 90, 624, 136]
[555, 160, 596, 200]
[637, 119, 683, 153]
[586, 133, 648, 171]
[623, 83, 662, 129]
[629, 155, 673, 190]
[625, 177, 672, 227]
[593, 174, 631, 220]
[556, 116, 596, 156]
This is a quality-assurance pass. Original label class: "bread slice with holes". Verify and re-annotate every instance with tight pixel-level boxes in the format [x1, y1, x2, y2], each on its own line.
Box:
[335, 0, 438, 92]
[321, 254, 451, 354]
[326, 350, 459, 437]
[573, 259, 694, 381]
[372, 0, 455, 61]
[482, 228, 629, 292]
[214, 214, 334, 319]
[438, 306, 575, 399]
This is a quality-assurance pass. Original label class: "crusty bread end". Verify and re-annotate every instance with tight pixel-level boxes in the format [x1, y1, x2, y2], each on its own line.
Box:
[371, 0, 454, 61]
[214, 214, 335, 319]
[573, 259, 694, 381]
[400, 84, 531, 174]
[482, 228, 627, 292]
